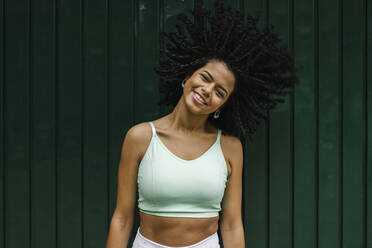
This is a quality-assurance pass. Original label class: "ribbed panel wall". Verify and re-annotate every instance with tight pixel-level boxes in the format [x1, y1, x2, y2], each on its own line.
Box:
[0, 0, 371, 247]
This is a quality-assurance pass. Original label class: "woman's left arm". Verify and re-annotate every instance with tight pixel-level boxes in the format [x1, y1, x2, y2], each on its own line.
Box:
[220, 136, 245, 248]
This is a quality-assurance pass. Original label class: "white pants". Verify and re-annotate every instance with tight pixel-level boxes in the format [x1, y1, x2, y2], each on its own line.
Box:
[132, 227, 220, 248]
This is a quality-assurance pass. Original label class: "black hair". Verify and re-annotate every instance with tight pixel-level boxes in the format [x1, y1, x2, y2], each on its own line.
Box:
[154, 0, 302, 141]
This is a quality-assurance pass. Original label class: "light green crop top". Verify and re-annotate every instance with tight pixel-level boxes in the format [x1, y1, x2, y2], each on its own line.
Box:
[137, 122, 228, 218]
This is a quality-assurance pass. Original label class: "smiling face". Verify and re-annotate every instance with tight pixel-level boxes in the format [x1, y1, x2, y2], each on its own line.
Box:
[182, 59, 236, 116]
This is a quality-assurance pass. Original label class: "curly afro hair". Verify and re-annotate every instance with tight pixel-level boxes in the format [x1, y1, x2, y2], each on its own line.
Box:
[153, 0, 302, 141]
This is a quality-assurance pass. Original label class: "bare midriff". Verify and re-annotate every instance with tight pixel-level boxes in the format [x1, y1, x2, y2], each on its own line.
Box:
[138, 211, 219, 247]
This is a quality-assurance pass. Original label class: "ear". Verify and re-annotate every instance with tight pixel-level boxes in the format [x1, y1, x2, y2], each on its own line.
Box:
[182, 75, 190, 85]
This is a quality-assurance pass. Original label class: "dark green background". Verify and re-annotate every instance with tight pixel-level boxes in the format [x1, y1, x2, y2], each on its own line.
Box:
[0, 0, 371, 247]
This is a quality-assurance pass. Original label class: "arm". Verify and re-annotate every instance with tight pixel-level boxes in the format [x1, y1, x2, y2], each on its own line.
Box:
[105, 124, 147, 248]
[220, 136, 245, 248]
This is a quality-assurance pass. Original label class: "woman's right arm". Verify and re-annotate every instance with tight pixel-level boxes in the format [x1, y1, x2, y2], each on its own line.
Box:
[105, 124, 147, 248]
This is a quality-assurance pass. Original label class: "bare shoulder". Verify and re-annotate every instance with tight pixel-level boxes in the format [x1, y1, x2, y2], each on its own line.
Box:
[123, 122, 153, 162]
[220, 132, 243, 158]
[220, 132, 243, 174]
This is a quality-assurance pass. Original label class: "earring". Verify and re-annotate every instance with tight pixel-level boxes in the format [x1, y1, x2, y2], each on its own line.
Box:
[213, 110, 220, 119]
[181, 78, 186, 88]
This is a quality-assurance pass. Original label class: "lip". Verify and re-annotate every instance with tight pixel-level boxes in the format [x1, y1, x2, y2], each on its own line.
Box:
[192, 91, 207, 105]
[192, 92, 207, 106]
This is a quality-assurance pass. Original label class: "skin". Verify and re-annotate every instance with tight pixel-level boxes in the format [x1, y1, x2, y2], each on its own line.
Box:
[106, 59, 245, 247]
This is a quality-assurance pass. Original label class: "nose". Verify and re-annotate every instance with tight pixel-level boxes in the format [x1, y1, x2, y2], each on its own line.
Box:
[201, 84, 213, 98]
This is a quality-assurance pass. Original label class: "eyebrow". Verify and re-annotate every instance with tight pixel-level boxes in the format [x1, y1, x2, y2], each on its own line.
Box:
[203, 70, 229, 95]
[203, 70, 214, 81]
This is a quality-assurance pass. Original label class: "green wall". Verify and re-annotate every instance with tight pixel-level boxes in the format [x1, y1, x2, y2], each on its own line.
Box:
[0, 0, 371, 247]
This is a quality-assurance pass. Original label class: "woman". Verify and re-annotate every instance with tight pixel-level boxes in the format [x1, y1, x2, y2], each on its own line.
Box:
[106, 0, 301, 247]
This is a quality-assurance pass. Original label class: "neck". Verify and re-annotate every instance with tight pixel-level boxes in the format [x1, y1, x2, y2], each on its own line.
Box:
[166, 95, 211, 134]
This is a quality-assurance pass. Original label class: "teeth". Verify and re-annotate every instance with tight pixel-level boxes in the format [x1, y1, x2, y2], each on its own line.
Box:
[194, 92, 206, 104]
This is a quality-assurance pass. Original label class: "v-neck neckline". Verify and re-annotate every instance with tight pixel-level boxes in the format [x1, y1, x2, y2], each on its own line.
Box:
[151, 122, 220, 163]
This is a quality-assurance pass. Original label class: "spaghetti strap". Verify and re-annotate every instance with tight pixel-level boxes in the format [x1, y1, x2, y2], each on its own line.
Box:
[148, 122, 157, 137]
[216, 129, 221, 142]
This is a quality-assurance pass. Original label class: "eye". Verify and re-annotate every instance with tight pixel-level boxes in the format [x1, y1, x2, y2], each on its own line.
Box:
[216, 89, 225, 97]
[200, 73, 209, 81]
[200, 73, 226, 97]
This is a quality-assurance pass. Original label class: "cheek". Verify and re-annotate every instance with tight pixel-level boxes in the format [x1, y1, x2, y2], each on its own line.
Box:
[188, 79, 202, 89]
[211, 97, 226, 108]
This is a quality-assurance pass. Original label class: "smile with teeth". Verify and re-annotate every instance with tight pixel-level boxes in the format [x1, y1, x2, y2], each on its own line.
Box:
[193, 92, 207, 105]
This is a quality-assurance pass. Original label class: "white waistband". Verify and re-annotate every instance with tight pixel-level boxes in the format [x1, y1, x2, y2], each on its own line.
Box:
[134, 227, 219, 248]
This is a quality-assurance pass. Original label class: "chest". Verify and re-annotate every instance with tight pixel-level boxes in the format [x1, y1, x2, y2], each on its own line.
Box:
[137, 135, 228, 203]
[155, 133, 232, 178]
[156, 133, 219, 161]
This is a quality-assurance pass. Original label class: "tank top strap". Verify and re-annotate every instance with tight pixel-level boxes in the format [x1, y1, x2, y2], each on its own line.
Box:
[216, 128, 222, 142]
[149, 122, 157, 137]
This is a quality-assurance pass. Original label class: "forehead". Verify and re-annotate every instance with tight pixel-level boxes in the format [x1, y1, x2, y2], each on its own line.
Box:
[198, 60, 235, 92]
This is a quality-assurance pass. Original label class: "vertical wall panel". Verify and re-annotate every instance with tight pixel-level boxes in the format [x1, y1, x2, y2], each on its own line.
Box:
[0, 0, 4, 247]
[318, 0, 340, 247]
[342, 0, 365, 247]
[5, 0, 31, 247]
[83, 0, 109, 247]
[135, 0, 161, 123]
[293, 0, 316, 247]
[30, 0, 57, 247]
[57, 0, 83, 247]
[269, 0, 292, 247]
[367, 1, 372, 247]
[243, 1, 267, 248]
[109, 0, 135, 232]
